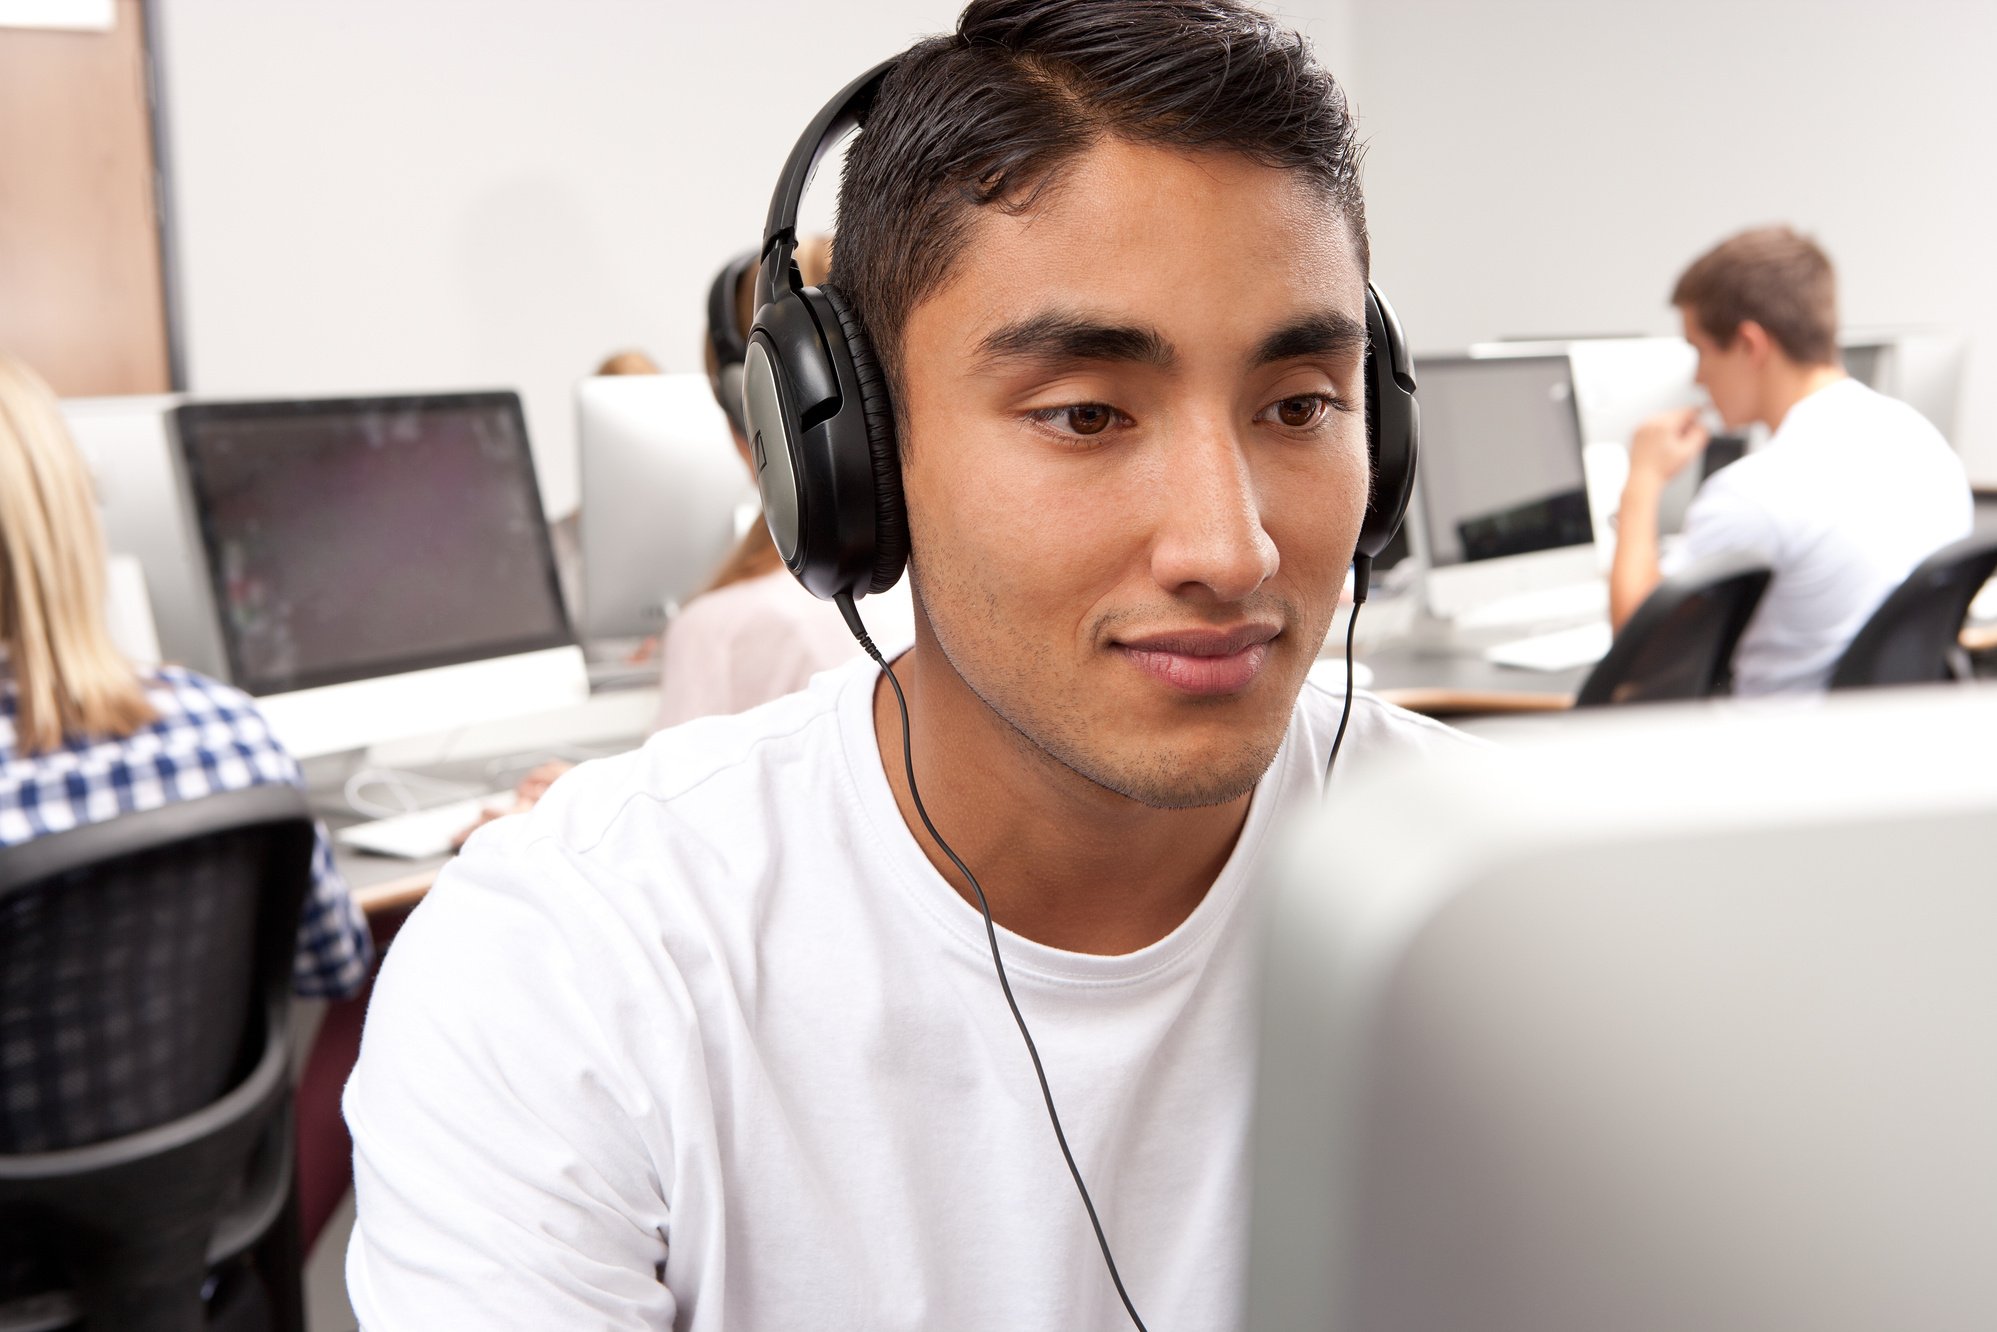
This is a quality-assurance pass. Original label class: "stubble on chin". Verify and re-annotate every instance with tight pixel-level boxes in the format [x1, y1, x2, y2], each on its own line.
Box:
[910, 562, 1302, 811]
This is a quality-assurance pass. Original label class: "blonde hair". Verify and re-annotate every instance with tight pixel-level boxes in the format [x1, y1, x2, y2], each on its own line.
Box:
[0, 356, 156, 753]
[699, 234, 836, 595]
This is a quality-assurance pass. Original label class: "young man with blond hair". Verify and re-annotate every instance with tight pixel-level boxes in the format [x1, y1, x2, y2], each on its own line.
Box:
[1610, 225, 1970, 693]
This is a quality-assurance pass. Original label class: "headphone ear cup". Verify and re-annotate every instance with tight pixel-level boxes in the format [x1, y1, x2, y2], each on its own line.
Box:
[717, 362, 747, 440]
[1358, 283, 1418, 562]
[818, 283, 908, 594]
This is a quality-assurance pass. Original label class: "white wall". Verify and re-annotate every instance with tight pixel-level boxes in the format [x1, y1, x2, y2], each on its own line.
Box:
[1350, 0, 1997, 481]
[159, 2, 1990, 504]
[155, 0, 961, 516]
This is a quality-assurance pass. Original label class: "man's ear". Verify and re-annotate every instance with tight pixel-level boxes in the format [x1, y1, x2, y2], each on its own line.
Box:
[1733, 319, 1775, 366]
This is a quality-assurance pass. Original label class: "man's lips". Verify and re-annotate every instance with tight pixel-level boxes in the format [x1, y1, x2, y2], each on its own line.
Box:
[1112, 624, 1280, 696]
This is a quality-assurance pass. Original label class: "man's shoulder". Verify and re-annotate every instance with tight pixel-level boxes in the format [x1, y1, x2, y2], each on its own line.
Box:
[402, 664, 875, 1025]
[515, 661, 866, 858]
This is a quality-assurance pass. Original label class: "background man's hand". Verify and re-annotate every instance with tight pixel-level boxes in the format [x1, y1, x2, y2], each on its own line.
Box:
[451, 760, 578, 850]
[1627, 406, 1711, 487]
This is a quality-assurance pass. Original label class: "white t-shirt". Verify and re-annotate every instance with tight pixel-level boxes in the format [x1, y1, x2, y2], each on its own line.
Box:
[654, 570, 915, 731]
[1663, 378, 1970, 694]
[346, 657, 1474, 1330]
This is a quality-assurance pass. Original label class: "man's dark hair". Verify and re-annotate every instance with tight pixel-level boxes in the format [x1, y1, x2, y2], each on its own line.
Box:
[1672, 225, 1840, 366]
[829, 0, 1367, 438]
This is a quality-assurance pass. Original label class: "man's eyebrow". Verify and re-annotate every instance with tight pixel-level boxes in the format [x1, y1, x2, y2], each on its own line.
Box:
[973, 313, 1176, 370]
[1251, 310, 1369, 367]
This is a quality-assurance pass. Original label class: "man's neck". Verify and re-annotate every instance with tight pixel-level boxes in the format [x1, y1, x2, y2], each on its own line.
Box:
[870, 638, 1254, 957]
[1762, 361, 1848, 432]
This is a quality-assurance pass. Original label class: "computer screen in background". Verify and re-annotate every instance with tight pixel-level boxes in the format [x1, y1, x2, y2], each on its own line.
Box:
[1839, 332, 1968, 445]
[174, 393, 585, 758]
[1408, 354, 1595, 620]
[1247, 688, 1997, 1332]
[1842, 340, 1887, 390]
[575, 373, 755, 647]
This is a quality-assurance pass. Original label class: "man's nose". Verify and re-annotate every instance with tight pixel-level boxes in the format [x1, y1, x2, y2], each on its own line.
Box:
[1147, 427, 1280, 603]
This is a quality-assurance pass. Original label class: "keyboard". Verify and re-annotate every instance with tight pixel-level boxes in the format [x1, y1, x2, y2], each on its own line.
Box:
[1483, 621, 1613, 673]
[335, 794, 512, 861]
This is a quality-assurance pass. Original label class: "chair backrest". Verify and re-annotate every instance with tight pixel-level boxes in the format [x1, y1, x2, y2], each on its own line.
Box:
[1576, 552, 1774, 708]
[1828, 530, 1997, 690]
[0, 784, 316, 1328]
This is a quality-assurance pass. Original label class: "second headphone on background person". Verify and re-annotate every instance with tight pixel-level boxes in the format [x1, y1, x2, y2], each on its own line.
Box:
[741, 61, 1419, 613]
[707, 250, 760, 440]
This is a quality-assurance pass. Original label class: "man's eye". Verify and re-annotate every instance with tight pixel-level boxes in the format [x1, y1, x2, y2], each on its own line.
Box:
[1262, 395, 1337, 429]
[1030, 403, 1120, 438]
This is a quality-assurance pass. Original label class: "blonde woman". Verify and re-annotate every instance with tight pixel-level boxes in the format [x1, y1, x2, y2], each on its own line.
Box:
[0, 355, 371, 997]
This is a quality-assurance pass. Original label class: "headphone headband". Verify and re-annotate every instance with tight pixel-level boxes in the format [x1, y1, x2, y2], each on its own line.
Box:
[758, 61, 894, 307]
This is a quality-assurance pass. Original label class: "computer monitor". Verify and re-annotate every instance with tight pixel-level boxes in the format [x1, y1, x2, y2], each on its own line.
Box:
[1885, 333, 1969, 443]
[1842, 331, 1968, 444]
[1557, 337, 1711, 543]
[1246, 688, 1997, 1331]
[1408, 354, 1594, 618]
[173, 392, 586, 759]
[576, 373, 757, 645]
[61, 394, 232, 678]
[1842, 339, 1889, 390]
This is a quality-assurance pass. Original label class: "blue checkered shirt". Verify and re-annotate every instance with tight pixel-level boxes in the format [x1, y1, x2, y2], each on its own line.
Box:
[0, 665, 372, 999]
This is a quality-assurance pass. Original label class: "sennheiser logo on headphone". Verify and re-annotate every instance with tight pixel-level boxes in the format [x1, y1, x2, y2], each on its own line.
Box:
[753, 429, 767, 469]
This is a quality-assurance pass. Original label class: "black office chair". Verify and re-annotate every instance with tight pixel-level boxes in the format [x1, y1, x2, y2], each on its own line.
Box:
[1575, 551, 1773, 708]
[1828, 530, 1997, 690]
[0, 785, 316, 1332]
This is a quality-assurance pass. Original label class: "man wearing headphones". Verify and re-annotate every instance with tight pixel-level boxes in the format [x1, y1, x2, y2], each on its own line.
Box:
[346, 2, 1473, 1327]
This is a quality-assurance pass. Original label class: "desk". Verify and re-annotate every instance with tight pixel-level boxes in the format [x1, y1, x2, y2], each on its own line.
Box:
[1353, 602, 1590, 718]
[326, 686, 658, 918]
[340, 853, 448, 917]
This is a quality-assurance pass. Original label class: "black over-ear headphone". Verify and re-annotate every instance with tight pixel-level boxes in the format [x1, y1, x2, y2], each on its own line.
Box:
[706, 249, 759, 439]
[743, 58, 1420, 606]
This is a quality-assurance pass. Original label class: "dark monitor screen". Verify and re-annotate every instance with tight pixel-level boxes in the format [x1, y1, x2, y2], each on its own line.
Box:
[1701, 432, 1749, 481]
[1843, 342, 1887, 389]
[1413, 355, 1590, 568]
[174, 393, 573, 696]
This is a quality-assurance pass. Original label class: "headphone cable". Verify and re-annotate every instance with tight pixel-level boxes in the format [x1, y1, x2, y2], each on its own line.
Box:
[837, 594, 1152, 1332]
[1324, 554, 1372, 789]
[1324, 600, 1363, 789]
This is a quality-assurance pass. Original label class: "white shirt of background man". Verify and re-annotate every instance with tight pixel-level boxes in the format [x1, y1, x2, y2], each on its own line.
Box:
[1663, 377, 1971, 694]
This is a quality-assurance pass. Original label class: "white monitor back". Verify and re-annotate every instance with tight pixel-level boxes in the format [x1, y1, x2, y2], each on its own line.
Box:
[1247, 688, 1997, 1332]
[1564, 337, 1707, 546]
[577, 373, 757, 643]
[60, 394, 230, 677]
